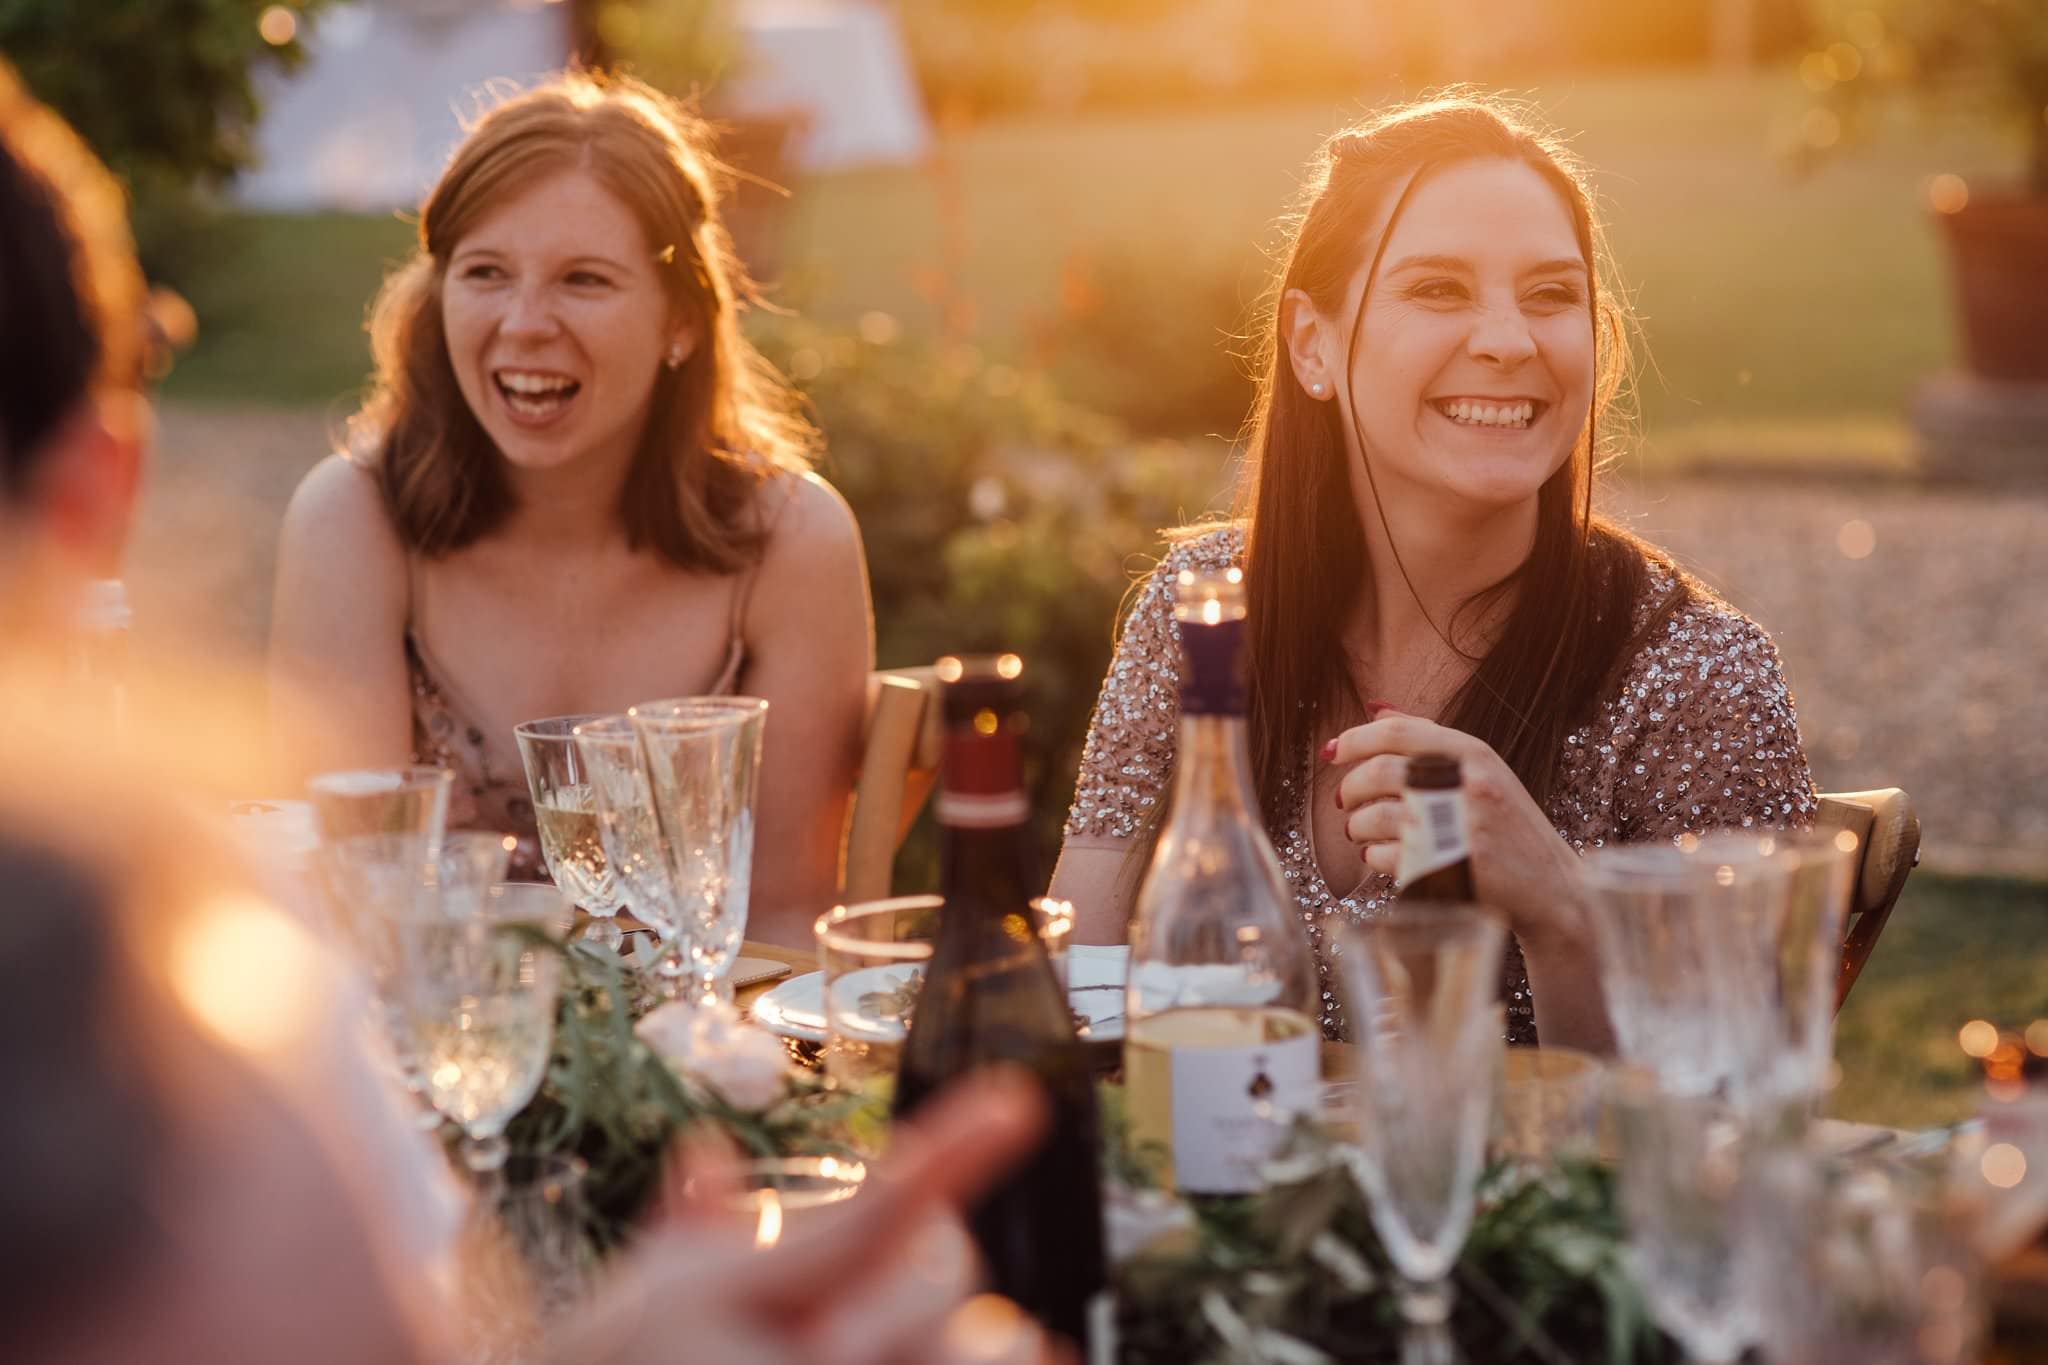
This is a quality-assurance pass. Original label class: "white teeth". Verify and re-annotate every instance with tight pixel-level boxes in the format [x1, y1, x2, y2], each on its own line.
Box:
[497, 371, 576, 395]
[1436, 399, 1535, 429]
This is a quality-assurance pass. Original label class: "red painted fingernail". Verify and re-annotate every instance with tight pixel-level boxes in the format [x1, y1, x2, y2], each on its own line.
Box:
[1319, 739, 1337, 762]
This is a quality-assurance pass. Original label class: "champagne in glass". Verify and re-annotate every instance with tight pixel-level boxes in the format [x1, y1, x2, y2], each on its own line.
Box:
[1124, 568, 1320, 1196]
[516, 717, 626, 949]
[382, 910, 562, 1173]
[571, 715, 680, 989]
[891, 655, 1110, 1357]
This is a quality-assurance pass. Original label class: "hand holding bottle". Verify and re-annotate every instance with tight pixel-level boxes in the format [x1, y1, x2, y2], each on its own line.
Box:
[1326, 713, 1583, 945]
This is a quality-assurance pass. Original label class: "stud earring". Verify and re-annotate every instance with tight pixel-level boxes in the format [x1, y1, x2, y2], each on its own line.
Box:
[1310, 381, 1328, 398]
[665, 342, 686, 370]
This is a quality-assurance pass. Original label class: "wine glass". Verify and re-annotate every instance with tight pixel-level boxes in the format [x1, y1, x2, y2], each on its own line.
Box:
[372, 891, 564, 1174]
[1335, 906, 1506, 1365]
[1609, 1069, 1758, 1365]
[515, 716, 628, 951]
[571, 714, 680, 995]
[307, 765, 453, 852]
[627, 696, 768, 1006]
[1743, 1142, 1982, 1365]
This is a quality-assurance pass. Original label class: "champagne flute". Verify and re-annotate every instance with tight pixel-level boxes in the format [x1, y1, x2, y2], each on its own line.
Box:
[1609, 1069, 1758, 1365]
[515, 716, 627, 950]
[571, 714, 682, 996]
[1336, 906, 1506, 1365]
[627, 696, 768, 1006]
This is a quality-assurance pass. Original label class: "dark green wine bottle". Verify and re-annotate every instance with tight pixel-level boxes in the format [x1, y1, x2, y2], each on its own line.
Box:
[891, 653, 1110, 1357]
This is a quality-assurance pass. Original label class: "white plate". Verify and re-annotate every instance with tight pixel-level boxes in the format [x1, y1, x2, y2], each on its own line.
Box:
[750, 944, 1131, 1046]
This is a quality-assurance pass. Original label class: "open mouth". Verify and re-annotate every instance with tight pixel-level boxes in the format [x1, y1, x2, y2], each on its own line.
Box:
[1431, 397, 1545, 431]
[493, 369, 582, 422]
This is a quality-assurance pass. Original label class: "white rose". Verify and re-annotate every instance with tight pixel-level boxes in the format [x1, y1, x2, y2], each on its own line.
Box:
[636, 1001, 794, 1112]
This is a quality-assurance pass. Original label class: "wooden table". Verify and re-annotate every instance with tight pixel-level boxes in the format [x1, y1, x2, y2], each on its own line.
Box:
[734, 938, 816, 1011]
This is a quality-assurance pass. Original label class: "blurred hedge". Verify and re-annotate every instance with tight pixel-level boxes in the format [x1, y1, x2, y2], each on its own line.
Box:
[752, 314, 1228, 884]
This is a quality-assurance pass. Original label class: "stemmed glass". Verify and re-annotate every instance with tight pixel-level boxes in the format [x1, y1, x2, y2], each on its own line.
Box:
[627, 696, 768, 1006]
[1609, 1069, 1758, 1365]
[515, 716, 628, 951]
[571, 714, 681, 995]
[1336, 906, 1507, 1365]
[368, 885, 565, 1173]
[1742, 1142, 1982, 1365]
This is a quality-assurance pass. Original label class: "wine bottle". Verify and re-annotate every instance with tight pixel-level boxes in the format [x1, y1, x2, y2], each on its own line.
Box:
[1395, 752, 1477, 902]
[891, 653, 1111, 1356]
[1123, 568, 1321, 1196]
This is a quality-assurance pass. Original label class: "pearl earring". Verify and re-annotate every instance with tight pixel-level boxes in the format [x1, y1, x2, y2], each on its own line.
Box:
[1310, 381, 1327, 398]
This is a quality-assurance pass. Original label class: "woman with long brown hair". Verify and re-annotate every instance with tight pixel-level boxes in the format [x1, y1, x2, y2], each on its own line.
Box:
[1052, 94, 1815, 1051]
[269, 74, 870, 945]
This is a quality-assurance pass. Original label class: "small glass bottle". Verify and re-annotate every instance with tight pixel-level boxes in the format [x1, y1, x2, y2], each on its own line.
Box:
[1395, 753, 1477, 903]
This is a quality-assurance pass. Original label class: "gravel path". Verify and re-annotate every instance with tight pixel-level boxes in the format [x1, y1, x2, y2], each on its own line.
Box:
[139, 404, 2048, 871]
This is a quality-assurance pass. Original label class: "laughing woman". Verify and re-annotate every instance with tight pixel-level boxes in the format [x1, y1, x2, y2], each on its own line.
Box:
[1051, 94, 1816, 1051]
[268, 74, 871, 946]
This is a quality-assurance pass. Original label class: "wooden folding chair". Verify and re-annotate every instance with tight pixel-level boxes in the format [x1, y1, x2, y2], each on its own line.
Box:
[839, 667, 944, 906]
[1816, 787, 1922, 1012]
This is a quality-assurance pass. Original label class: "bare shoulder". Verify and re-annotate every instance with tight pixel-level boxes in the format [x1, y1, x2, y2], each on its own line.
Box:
[273, 454, 407, 621]
[757, 471, 863, 571]
[280, 454, 404, 567]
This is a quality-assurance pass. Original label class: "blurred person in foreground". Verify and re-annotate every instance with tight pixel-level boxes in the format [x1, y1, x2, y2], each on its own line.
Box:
[0, 66, 1065, 1365]
[0, 753, 1064, 1365]
[269, 71, 869, 940]
[0, 60, 149, 643]
[1053, 93, 1817, 1052]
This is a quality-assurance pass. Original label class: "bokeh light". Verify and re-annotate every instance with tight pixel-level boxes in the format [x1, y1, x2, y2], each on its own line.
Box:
[170, 893, 323, 1057]
[1928, 174, 1970, 215]
[1836, 518, 1875, 559]
[2027, 1019, 2048, 1057]
[1959, 1019, 1999, 1058]
[1981, 1142, 2027, 1190]
[257, 5, 297, 46]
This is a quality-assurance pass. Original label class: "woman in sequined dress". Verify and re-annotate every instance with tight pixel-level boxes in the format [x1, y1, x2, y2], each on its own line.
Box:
[267, 75, 870, 946]
[1051, 95, 1816, 1051]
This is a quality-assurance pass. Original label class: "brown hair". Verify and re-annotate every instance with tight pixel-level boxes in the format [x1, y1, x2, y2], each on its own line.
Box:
[1231, 92, 1685, 823]
[355, 72, 816, 571]
[0, 60, 145, 491]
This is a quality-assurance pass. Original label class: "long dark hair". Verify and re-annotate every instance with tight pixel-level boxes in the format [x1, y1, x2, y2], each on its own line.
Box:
[354, 72, 816, 572]
[1234, 93, 1684, 823]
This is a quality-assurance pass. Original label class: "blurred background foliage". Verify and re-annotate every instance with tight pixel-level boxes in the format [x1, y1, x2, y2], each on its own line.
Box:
[0, 0, 331, 281]
[751, 314, 1228, 873]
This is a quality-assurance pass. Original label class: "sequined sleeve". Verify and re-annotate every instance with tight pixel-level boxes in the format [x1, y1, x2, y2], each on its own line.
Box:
[1610, 595, 1818, 844]
[1062, 529, 1243, 844]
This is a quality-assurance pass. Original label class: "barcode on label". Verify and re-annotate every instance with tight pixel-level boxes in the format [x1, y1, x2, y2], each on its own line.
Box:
[1429, 797, 1461, 853]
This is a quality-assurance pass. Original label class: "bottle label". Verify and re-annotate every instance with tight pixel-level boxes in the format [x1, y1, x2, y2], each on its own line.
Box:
[1167, 1026, 1318, 1193]
[1398, 787, 1470, 887]
[934, 789, 1029, 828]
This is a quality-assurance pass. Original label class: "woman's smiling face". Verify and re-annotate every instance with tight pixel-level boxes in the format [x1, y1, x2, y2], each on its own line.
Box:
[1323, 156, 1595, 514]
[439, 167, 688, 476]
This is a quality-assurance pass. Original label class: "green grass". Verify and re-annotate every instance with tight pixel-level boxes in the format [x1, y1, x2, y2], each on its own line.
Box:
[1832, 871, 2048, 1129]
[168, 69, 2008, 451]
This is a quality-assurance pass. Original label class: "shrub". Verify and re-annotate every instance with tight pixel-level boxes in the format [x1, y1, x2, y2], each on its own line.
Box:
[752, 314, 1226, 882]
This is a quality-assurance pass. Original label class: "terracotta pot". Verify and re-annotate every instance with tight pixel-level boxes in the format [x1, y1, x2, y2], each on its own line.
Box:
[712, 110, 808, 284]
[1937, 191, 2048, 383]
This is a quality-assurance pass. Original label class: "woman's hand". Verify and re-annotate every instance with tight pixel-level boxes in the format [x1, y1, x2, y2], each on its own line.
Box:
[1327, 712, 1582, 947]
